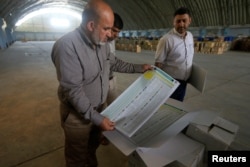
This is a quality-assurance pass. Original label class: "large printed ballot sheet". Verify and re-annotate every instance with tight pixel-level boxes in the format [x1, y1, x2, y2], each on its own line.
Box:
[101, 67, 179, 138]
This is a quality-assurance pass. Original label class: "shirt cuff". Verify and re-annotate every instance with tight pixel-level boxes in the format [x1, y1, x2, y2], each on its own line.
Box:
[91, 110, 105, 126]
[133, 64, 144, 73]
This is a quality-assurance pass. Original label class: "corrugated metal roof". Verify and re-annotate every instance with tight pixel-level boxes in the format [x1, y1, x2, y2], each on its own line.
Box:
[0, 0, 249, 30]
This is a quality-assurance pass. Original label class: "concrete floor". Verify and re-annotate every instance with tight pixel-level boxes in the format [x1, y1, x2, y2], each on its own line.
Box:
[0, 41, 249, 167]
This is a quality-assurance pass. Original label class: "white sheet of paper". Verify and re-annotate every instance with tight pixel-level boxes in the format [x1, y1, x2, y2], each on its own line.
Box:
[188, 63, 207, 93]
[130, 104, 186, 145]
[101, 67, 179, 137]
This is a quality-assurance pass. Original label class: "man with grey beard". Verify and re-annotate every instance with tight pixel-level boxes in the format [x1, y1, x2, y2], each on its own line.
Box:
[51, 0, 152, 166]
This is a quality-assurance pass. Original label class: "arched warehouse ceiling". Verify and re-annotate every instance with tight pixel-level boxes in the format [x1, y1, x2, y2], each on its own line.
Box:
[0, 0, 249, 30]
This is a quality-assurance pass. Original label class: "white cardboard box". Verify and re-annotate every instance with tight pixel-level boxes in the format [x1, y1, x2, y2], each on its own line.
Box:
[185, 111, 239, 151]
[103, 99, 199, 156]
[128, 133, 205, 167]
[100, 68, 206, 166]
[103, 99, 201, 167]
[188, 63, 207, 93]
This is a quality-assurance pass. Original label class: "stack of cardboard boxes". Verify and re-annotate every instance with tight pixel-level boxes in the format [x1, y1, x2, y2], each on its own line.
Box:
[194, 37, 231, 54]
[115, 43, 141, 53]
[140, 39, 159, 51]
[197, 41, 230, 54]
[115, 38, 160, 52]
[115, 38, 141, 53]
[115, 36, 232, 55]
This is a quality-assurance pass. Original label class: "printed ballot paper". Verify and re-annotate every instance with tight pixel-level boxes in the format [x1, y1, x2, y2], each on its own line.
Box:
[101, 67, 198, 156]
[101, 67, 179, 137]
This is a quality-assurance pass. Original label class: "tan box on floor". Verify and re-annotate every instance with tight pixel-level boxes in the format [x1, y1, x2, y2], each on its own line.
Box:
[204, 42, 215, 48]
[133, 45, 141, 53]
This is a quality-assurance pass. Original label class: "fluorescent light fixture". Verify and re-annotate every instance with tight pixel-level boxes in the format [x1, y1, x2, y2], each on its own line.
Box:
[15, 8, 81, 26]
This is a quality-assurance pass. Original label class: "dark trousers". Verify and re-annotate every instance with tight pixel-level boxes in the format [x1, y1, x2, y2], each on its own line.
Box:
[60, 103, 105, 167]
[170, 79, 187, 102]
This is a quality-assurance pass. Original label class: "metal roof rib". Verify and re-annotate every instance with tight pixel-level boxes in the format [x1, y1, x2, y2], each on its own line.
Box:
[0, 0, 249, 30]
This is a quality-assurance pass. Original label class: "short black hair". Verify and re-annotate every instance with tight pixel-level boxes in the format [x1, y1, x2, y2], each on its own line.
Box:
[114, 13, 123, 30]
[174, 7, 191, 17]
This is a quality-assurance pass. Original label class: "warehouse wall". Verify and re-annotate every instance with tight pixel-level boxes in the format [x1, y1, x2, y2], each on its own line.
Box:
[15, 26, 250, 42]
[0, 18, 16, 49]
[14, 10, 80, 41]
[15, 32, 65, 41]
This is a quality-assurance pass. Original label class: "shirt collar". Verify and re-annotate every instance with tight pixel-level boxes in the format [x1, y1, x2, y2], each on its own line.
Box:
[77, 24, 100, 50]
[173, 28, 187, 39]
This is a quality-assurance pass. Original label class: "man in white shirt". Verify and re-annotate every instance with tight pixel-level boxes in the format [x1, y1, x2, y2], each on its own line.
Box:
[155, 7, 194, 101]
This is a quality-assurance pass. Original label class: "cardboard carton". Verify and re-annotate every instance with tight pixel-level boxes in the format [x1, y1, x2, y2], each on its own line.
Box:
[128, 133, 205, 167]
[186, 111, 239, 150]
[185, 111, 239, 163]
[103, 102, 198, 156]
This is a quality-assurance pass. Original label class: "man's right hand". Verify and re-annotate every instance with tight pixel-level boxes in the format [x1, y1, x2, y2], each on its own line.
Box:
[100, 117, 115, 131]
[154, 62, 163, 68]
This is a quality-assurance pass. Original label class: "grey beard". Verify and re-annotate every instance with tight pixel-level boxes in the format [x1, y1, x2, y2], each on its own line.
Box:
[99, 42, 106, 45]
